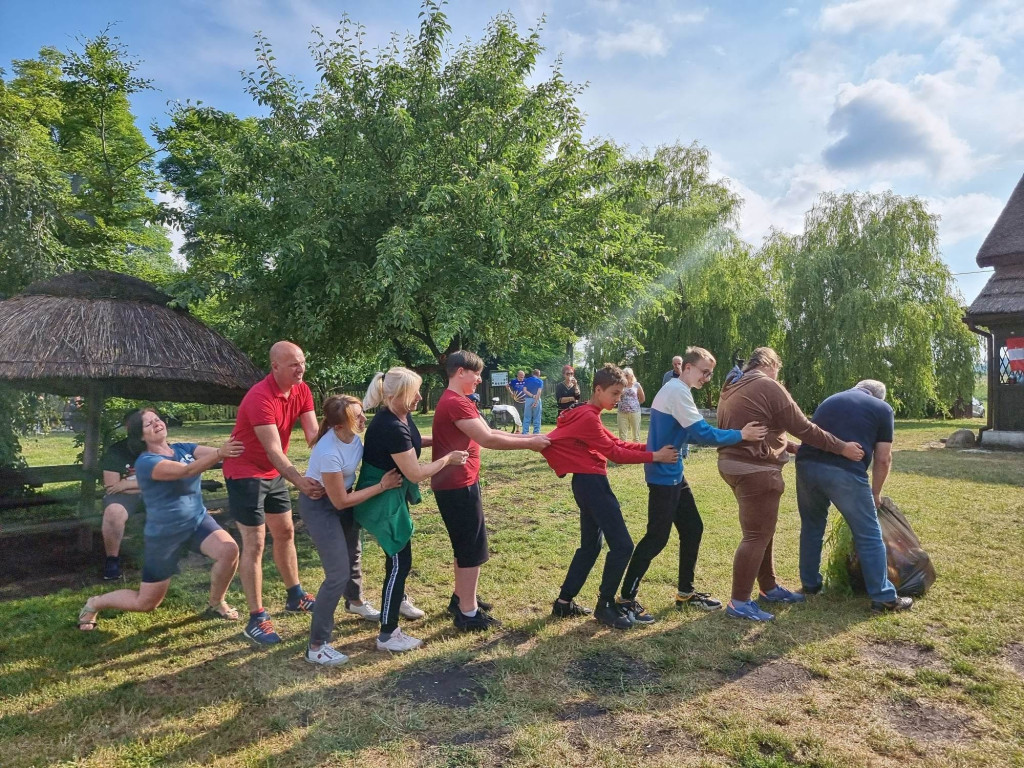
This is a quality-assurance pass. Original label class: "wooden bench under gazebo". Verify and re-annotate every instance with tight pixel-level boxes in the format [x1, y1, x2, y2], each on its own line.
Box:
[0, 270, 263, 537]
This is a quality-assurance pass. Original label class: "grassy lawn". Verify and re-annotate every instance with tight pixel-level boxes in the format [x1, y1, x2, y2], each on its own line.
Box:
[1, 415, 1022, 767]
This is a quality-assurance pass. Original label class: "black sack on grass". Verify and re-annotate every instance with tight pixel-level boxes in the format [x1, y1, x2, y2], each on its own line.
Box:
[848, 496, 936, 596]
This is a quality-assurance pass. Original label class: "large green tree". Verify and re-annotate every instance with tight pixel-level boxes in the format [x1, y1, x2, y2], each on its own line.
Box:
[158, 4, 660, 374]
[776, 191, 976, 416]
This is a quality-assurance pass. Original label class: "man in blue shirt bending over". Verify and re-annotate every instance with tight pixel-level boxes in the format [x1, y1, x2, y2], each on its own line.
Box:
[796, 380, 912, 612]
[619, 347, 766, 621]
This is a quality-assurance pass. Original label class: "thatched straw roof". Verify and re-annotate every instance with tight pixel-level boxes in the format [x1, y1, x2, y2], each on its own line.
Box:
[0, 270, 263, 404]
[967, 263, 1024, 321]
[977, 172, 1024, 269]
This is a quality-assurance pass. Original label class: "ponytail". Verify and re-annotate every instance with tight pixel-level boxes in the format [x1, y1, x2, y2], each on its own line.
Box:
[363, 372, 386, 410]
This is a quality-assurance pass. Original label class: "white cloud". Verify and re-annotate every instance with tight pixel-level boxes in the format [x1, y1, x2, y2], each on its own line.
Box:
[783, 7, 799, 17]
[823, 79, 972, 179]
[820, 0, 958, 34]
[593, 21, 670, 59]
[711, 45, 726, 57]
[155, 190, 188, 267]
[925, 192, 1006, 245]
[863, 51, 924, 80]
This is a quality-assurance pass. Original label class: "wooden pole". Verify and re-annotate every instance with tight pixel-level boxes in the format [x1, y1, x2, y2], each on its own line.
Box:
[77, 383, 103, 548]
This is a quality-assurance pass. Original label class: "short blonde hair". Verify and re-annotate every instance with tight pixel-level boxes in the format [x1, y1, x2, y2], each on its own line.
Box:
[743, 347, 782, 373]
[363, 367, 423, 412]
[682, 346, 716, 367]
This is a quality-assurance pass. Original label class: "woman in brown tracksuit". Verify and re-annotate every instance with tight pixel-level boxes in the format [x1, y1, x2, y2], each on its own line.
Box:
[716, 348, 864, 621]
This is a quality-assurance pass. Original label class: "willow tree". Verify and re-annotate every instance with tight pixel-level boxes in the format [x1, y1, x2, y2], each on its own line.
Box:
[158, 4, 660, 373]
[777, 191, 976, 415]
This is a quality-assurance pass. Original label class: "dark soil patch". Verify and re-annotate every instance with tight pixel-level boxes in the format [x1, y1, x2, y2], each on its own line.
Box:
[730, 660, 815, 692]
[0, 527, 118, 599]
[885, 699, 974, 742]
[555, 701, 609, 721]
[567, 649, 663, 694]
[863, 642, 943, 671]
[1003, 642, 1024, 678]
[395, 661, 497, 708]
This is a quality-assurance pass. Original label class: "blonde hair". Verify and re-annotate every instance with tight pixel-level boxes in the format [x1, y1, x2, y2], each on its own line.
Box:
[363, 367, 423, 412]
[743, 347, 782, 373]
[682, 346, 716, 367]
[313, 395, 363, 445]
[622, 367, 635, 382]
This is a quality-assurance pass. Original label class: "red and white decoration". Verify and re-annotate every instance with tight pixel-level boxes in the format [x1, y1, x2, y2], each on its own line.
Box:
[1008, 337, 1024, 372]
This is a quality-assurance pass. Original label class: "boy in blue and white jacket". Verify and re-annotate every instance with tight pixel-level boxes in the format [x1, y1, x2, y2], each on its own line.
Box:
[619, 347, 766, 616]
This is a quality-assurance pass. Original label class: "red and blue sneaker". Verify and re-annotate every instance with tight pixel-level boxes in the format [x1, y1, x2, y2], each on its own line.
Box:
[243, 612, 282, 645]
[285, 592, 316, 613]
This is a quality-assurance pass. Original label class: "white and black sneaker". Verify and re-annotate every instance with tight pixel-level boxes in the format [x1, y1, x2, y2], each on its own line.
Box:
[675, 590, 723, 611]
[617, 598, 656, 624]
[345, 599, 381, 621]
[305, 643, 349, 666]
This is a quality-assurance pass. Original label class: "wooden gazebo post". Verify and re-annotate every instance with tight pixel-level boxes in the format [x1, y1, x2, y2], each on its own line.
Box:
[78, 382, 104, 516]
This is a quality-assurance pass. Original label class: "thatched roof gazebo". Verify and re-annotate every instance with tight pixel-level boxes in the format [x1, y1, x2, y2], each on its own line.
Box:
[0, 270, 264, 510]
[964, 171, 1024, 450]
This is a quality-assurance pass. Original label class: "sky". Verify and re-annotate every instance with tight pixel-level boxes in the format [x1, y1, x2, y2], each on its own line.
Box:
[3, 0, 1022, 303]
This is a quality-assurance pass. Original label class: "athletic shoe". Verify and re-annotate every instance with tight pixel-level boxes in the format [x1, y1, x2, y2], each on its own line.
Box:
[551, 599, 592, 618]
[305, 643, 349, 666]
[593, 599, 633, 630]
[871, 596, 914, 613]
[801, 584, 823, 596]
[675, 590, 723, 611]
[102, 556, 121, 580]
[453, 608, 503, 632]
[345, 600, 381, 621]
[399, 598, 425, 620]
[617, 598, 656, 624]
[285, 592, 316, 613]
[376, 628, 424, 653]
[759, 585, 806, 604]
[447, 593, 494, 616]
[243, 613, 282, 645]
[725, 600, 775, 622]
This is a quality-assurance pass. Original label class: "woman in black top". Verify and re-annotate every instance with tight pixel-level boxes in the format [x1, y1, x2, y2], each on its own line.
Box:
[555, 365, 581, 413]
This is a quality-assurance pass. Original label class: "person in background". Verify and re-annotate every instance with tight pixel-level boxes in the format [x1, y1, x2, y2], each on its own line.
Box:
[100, 409, 143, 580]
[616, 367, 645, 442]
[78, 409, 243, 631]
[555, 365, 582, 414]
[716, 347, 864, 622]
[356, 367, 469, 652]
[300, 395, 404, 666]
[796, 380, 912, 613]
[506, 370, 527, 433]
[662, 356, 684, 387]
[522, 368, 545, 435]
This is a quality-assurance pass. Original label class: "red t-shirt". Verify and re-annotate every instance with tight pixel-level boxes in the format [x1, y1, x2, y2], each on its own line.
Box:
[430, 388, 482, 491]
[222, 374, 315, 480]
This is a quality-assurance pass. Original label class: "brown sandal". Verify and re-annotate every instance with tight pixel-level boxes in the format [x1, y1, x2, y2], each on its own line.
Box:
[204, 602, 240, 621]
[78, 599, 99, 631]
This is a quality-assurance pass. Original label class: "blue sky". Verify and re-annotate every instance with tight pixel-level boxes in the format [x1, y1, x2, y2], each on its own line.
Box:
[3, 0, 1022, 302]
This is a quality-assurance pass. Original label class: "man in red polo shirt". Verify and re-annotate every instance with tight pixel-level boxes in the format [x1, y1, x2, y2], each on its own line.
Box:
[431, 350, 549, 631]
[224, 340, 324, 645]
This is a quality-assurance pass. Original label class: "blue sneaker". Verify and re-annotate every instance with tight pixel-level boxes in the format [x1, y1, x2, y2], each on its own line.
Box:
[285, 592, 316, 613]
[243, 612, 281, 645]
[759, 585, 806, 604]
[726, 599, 775, 622]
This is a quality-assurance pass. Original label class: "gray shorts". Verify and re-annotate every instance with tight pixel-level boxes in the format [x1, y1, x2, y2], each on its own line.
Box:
[102, 492, 144, 516]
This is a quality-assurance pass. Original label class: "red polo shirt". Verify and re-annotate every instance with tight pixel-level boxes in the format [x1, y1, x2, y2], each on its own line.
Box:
[222, 374, 315, 480]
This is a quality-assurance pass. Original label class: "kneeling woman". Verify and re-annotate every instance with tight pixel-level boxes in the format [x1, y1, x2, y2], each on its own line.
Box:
[300, 395, 403, 666]
[357, 368, 468, 653]
[78, 409, 244, 630]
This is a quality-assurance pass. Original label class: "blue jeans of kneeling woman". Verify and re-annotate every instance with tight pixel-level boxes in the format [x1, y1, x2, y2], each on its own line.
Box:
[795, 460, 898, 603]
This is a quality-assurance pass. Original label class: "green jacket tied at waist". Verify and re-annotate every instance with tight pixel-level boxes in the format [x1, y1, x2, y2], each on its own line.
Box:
[353, 462, 421, 556]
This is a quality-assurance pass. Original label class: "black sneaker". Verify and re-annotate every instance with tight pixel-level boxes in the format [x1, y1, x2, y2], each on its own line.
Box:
[594, 600, 633, 630]
[447, 593, 493, 616]
[551, 599, 592, 618]
[102, 556, 121, 580]
[617, 598, 656, 624]
[871, 596, 913, 613]
[453, 608, 503, 632]
[675, 591, 723, 611]
[801, 584, 823, 596]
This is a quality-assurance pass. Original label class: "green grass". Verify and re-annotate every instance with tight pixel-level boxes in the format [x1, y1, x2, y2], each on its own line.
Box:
[2, 415, 1022, 767]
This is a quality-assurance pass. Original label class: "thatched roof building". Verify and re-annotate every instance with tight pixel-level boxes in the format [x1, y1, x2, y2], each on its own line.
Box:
[0, 270, 263, 404]
[964, 172, 1024, 445]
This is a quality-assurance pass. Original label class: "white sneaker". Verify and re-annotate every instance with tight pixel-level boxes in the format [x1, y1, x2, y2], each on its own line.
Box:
[376, 627, 424, 653]
[305, 643, 349, 666]
[345, 600, 381, 621]
[399, 598, 425, 620]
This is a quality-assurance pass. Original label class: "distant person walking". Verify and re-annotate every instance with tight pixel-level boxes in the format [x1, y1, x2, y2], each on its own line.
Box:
[616, 367, 645, 442]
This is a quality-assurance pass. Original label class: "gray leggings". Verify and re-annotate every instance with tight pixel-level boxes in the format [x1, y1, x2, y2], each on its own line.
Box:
[299, 492, 364, 646]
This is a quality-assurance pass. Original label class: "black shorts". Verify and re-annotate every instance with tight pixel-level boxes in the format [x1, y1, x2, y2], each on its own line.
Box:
[226, 476, 292, 527]
[102, 492, 144, 516]
[141, 512, 221, 583]
[435, 482, 489, 568]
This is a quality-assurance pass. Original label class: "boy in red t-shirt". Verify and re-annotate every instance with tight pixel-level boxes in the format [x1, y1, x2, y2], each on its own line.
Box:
[541, 363, 678, 629]
[431, 351, 549, 631]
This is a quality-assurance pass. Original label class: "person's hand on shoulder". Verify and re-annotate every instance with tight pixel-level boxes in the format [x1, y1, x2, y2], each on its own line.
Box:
[652, 445, 679, 463]
[741, 421, 767, 442]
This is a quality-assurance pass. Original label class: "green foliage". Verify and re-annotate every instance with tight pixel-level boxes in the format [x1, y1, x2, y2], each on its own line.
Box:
[158, 4, 660, 372]
[777, 192, 977, 416]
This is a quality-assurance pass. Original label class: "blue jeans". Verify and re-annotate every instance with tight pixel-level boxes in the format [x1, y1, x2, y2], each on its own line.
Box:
[523, 396, 542, 434]
[796, 460, 897, 603]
